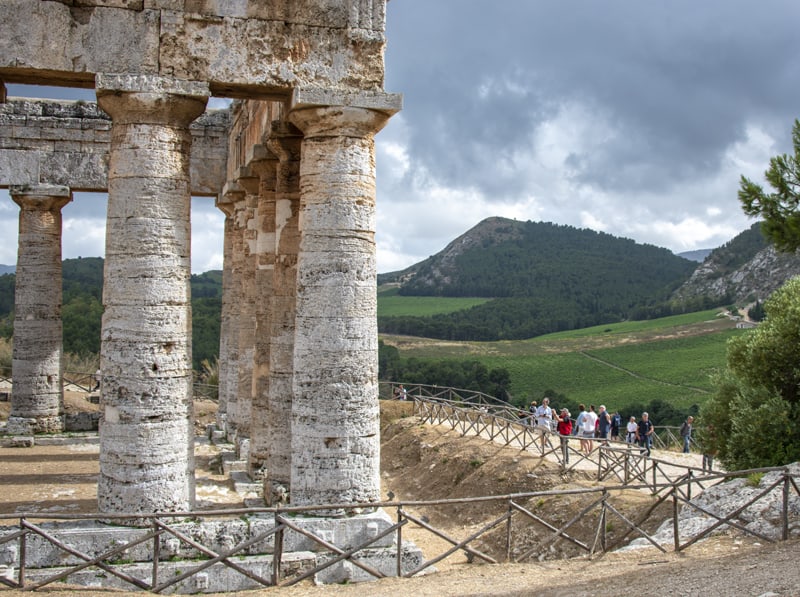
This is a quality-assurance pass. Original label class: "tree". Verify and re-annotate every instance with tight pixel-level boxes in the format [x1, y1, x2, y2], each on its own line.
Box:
[700, 276, 800, 469]
[739, 118, 800, 252]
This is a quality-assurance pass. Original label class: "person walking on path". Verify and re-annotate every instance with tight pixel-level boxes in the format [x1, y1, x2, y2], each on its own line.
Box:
[555, 408, 573, 464]
[636, 412, 655, 457]
[580, 405, 598, 454]
[680, 416, 694, 453]
[597, 405, 612, 445]
[626, 416, 637, 444]
[535, 398, 554, 449]
[610, 411, 622, 441]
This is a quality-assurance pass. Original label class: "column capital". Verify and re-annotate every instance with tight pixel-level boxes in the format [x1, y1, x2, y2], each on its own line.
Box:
[219, 180, 246, 211]
[10, 184, 72, 210]
[289, 104, 393, 139]
[96, 74, 209, 126]
[289, 89, 401, 137]
[267, 121, 303, 161]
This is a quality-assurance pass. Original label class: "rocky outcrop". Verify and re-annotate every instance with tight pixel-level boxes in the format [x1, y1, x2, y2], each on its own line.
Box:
[673, 245, 800, 304]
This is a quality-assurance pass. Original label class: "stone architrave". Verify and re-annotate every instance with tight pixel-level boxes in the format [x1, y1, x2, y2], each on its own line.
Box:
[8, 184, 72, 435]
[288, 98, 397, 508]
[261, 122, 302, 504]
[248, 148, 279, 479]
[95, 74, 209, 518]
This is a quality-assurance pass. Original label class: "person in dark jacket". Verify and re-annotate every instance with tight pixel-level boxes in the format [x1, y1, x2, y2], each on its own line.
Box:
[636, 412, 655, 456]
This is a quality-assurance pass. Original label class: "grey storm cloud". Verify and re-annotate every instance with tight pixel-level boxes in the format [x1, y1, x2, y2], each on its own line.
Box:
[384, 0, 800, 198]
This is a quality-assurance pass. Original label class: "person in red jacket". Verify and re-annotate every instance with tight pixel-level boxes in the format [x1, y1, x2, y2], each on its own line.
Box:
[555, 408, 573, 465]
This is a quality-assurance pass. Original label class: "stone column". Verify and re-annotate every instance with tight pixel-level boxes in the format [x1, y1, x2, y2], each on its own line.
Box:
[214, 191, 236, 432]
[95, 74, 208, 517]
[231, 168, 260, 447]
[260, 122, 302, 503]
[218, 182, 245, 439]
[248, 147, 279, 479]
[8, 184, 72, 435]
[288, 99, 396, 508]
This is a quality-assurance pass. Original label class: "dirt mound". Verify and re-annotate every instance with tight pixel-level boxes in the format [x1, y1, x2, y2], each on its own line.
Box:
[379, 402, 670, 562]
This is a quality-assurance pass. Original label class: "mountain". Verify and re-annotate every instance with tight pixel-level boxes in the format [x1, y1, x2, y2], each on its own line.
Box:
[378, 217, 700, 341]
[380, 217, 696, 297]
[673, 222, 800, 304]
[676, 249, 713, 262]
[0, 264, 14, 275]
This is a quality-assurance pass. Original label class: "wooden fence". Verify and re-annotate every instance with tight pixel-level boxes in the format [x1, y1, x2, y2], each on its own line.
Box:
[1, 465, 798, 592]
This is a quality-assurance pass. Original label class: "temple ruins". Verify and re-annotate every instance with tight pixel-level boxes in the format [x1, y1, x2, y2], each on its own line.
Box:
[0, 0, 407, 588]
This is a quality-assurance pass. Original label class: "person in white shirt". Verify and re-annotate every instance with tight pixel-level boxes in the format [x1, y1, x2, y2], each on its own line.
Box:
[534, 397, 553, 449]
[580, 405, 598, 454]
[626, 416, 638, 444]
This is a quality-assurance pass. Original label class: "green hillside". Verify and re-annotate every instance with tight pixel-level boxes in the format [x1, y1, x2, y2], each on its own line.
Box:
[380, 309, 743, 420]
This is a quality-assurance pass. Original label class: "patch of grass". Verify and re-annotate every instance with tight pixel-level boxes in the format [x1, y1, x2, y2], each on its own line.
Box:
[746, 472, 764, 487]
[469, 459, 483, 468]
[377, 293, 492, 317]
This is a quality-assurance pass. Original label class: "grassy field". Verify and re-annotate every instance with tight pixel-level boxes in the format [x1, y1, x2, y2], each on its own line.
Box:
[377, 286, 491, 317]
[380, 308, 745, 415]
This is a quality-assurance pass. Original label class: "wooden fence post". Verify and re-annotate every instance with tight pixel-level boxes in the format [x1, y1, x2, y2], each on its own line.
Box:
[672, 488, 680, 551]
[782, 468, 790, 542]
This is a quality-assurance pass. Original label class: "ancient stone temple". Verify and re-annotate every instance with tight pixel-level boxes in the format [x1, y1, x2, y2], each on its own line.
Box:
[0, 0, 401, 524]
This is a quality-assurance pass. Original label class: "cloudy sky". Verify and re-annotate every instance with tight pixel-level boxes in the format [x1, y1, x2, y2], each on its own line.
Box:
[2, 0, 800, 273]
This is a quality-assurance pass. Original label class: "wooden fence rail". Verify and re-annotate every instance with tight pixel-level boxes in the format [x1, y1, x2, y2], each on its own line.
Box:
[1, 467, 798, 592]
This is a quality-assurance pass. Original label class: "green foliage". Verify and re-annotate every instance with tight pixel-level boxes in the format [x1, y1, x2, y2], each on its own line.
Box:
[702, 277, 800, 469]
[739, 119, 800, 252]
[749, 300, 767, 322]
[58, 258, 105, 355]
[191, 296, 221, 371]
[0, 336, 10, 372]
[191, 270, 223, 298]
[0, 274, 14, 324]
[727, 277, 800, 403]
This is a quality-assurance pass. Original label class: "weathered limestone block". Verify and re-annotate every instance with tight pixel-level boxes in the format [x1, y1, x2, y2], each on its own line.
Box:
[96, 74, 208, 518]
[288, 98, 397, 508]
[0, 1, 160, 85]
[1, 1, 386, 92]
[0, 99, 229, 195]
[9, 184, 71, 434]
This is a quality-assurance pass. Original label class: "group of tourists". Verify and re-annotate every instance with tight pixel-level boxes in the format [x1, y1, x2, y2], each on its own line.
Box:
[523, 399, 697, 463]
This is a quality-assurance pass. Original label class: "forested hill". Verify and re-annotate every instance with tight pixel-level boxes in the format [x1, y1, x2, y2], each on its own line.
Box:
[377, 217, 703, 341]
[0, 258, 223, 369]
[380, 217, 695, 298]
